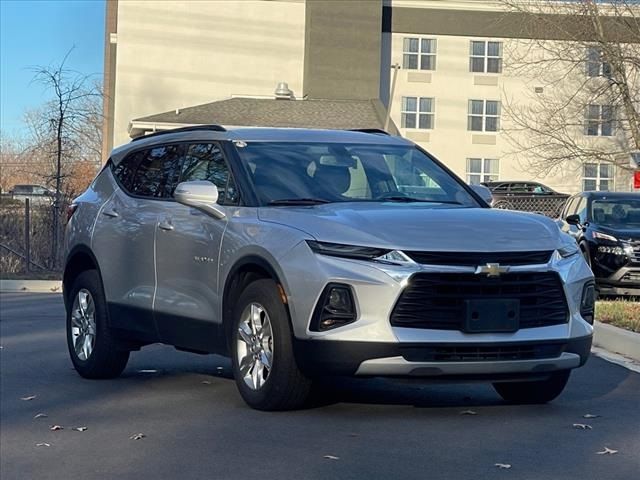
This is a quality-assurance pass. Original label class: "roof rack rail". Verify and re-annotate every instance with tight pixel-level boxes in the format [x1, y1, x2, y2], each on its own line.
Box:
[349, 128, 390, 136]
[131, 124, 227, 142]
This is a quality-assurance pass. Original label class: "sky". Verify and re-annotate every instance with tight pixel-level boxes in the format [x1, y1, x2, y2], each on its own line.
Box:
[0, 0, 105, 138]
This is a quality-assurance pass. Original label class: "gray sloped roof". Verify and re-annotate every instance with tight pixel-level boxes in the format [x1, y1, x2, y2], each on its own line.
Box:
[132, 97, 397, 134]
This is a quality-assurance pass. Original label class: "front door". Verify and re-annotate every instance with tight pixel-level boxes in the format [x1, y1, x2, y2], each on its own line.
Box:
[154, 142, 239, 352]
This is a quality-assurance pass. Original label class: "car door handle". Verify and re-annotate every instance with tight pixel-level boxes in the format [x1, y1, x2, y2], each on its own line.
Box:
[158, 221, 174, 231]
[102, 209, 119, 218]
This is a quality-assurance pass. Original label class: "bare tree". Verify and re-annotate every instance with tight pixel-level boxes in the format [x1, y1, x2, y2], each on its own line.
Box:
[498, 0, 640, 180]
[28, 50, 102, 267]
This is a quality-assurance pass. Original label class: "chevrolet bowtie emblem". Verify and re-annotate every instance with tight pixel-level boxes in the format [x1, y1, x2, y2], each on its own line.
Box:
[475, 263, 510, 277]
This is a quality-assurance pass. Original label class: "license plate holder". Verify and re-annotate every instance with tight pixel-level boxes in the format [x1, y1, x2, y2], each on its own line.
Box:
[463, 299, 520, 333]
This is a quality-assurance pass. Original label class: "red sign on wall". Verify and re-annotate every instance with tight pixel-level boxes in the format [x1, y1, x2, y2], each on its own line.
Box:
[635, 170, 640, 189]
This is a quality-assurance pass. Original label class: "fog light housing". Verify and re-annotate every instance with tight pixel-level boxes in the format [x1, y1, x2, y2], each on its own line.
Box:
[580, 281, 596, 324]
[311, 283, 357, 331]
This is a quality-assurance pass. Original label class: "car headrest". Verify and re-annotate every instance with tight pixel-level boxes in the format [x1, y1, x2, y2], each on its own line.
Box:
[314, 165, 352, 196]
[593, 207, 605, 223]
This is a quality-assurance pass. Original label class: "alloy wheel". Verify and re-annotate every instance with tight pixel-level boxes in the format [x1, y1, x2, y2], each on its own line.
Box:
[71, 289, 97, 361]
[236, 303, 274, 390]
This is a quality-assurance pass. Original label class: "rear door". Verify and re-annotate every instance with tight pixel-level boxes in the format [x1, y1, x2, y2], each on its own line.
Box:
[92, 144, 182, 342]
[154, 142, 240, 352]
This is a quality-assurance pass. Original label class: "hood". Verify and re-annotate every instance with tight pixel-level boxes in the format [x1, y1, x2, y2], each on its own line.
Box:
[258, 203, 563, 252]
[590, 224, 640, 241]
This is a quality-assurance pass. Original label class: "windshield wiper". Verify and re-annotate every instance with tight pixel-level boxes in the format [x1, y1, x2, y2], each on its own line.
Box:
[268, 198, 331, 206]
[377, 196, 462, 204]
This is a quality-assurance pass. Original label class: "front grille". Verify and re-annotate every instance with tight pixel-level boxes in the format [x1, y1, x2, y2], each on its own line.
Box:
[390, 272, 569, 330]
[403, 250, 553, 266]
[621, 271, 640, 283]
[627, 240, 640, 264]
[400, 343, 565, 362]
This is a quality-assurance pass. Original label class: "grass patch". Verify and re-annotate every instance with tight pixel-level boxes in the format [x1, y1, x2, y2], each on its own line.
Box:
[596, 300, 640, 333]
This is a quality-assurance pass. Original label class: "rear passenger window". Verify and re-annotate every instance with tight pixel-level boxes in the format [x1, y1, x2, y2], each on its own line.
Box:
[180, 143, 239, 205]
[113, 145, 182, 199]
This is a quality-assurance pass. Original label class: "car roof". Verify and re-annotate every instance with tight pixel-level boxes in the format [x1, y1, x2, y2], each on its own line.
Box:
[110, 126, 412, 165]
[579, 191, 640, 199]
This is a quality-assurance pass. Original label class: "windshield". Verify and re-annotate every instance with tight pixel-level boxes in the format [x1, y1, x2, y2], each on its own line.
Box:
[236, 142, 479, 207]
[591, 198, 640, 228]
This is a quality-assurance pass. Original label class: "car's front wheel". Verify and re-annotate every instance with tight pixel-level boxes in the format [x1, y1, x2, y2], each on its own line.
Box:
[66, 270, 130, 379]
[231, 279, 312, 410]
[493, 370, 571, 404]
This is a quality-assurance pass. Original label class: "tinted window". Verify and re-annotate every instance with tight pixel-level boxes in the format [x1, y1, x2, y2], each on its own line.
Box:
[114, 145, 182, 198]
[180, 143, 238, 205]
[576, 197, 588, 222]
[591, 198, 640, 227]
[562, 196, 579, 218]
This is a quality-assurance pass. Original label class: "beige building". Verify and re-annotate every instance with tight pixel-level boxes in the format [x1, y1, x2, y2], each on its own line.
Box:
[102, 0, 639, 193]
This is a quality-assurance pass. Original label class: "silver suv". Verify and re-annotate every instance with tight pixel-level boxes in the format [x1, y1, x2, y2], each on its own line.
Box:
[64, 126, 595, 410]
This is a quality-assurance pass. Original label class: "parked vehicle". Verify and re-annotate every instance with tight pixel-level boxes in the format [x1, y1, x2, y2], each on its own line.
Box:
[10, 184, 54, 204]
[558, 191, 640, 297]
[63, 126, 594, 410]
[482, 181, 569, 217]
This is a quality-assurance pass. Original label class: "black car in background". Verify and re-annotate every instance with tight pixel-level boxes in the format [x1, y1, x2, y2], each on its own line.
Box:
[482, 181, 569, 217]
[557, 191, 640, 297]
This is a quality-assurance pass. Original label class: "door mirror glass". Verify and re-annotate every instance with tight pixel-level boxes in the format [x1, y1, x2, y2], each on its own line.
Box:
[174, 181, 225, 219]
[470, 184, 493, 205]
[565, 214, 581, 226]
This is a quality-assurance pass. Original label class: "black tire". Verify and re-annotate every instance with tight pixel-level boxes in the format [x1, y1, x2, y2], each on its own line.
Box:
[66, 269, 129, 379]
[230, 279, 312, 411]
[493, 200, 513, 210]
[493, 370, 571, 404]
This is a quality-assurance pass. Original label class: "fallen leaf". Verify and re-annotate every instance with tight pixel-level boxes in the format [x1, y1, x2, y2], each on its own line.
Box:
[348, 433, 359, 437]
[460, 410, 477, 415]
[73, 427, 88, 432]
[573, 423, 592, 430]
[21, 287, 28, 291]
[21, 395, 36, 401]
[33, 413, 48, 419]
[201, 380, 212, 385]
[583, 414, 600, 419]
[137, 369, 158, 374]
[323, 455, 340, 460]
[36, 443, 50, 447]
[130, 433, 145, 440]
[596, 447, 618, 455]
[50, 286, 60, 292]
[495, 463, 512, 469]
[50, 425, 63, 431]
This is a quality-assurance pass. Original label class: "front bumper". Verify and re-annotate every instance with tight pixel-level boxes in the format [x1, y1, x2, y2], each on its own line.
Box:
[293, 335, 592, 379]
[596, 265, 640, 297]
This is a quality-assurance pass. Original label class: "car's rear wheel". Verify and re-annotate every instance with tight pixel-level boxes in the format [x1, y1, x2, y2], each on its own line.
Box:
[493, 370, 571, 404]
[230, 279, 312, 410]
[66, 270, 129, 379]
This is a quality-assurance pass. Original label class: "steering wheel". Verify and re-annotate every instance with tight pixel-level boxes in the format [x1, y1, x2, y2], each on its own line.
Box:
[374, 191, 409, 200]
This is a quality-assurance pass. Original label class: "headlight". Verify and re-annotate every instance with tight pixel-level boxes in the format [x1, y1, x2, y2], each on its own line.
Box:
[592, 231, 618, 242]
[557, 239, 580, 258]
[306, 240, 390, 260]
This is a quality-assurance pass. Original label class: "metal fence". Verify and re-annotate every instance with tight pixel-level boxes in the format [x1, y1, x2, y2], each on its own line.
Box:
[492, 196, 568, 218]
[0, 198, 66, 276]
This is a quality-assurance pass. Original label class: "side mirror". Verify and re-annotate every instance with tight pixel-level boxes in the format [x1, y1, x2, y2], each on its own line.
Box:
[565, 214, 581, 226]
[470, 184, 494, 206]
[174, 181, 226, 219]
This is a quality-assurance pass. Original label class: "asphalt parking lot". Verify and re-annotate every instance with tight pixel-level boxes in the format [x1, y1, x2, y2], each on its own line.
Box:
[1, 293, 639, 480]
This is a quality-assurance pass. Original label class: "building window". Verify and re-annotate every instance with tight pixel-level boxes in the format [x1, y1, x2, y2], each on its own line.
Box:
[585, 105, 615, 136]
[403, 38, 437, 70]
[466, 158, 499, 185]
[586, 47, 611, 77]
[468, 100, 500, 132]
[401, 97, 435, 129]
[583, 163, 614, 191]
[470, 41, 502, 73]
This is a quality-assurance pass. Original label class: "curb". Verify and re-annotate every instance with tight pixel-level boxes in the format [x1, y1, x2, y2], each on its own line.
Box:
[0, 279, 62, 293]
[593, 321, 640, 363]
